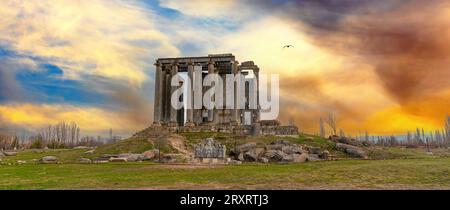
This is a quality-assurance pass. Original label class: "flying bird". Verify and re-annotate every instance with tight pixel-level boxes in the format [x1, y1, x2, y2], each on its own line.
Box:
[283, 45, 294, 49]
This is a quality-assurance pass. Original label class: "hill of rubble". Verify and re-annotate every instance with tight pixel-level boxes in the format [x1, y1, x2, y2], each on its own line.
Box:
[101, 125, 384, 163]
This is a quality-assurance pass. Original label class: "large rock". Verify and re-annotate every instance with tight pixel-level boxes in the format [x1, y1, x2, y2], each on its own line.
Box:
[291, 145, 306, 154]
[307, 154, 321, 162]
[293, 153, 308, 163]
[243, 150, 258, 162]
[237, 153, 245, 161]
[335, 143, 368, 159]
[320, 150, 330, 160]
[236, 143, 257, 154]
[109, 157, 128, 162]
[39, 156, 58, 164]
[92, 157, 110, 163]
[308, 147, 321, 155]
[84, 150, 95, 154]
[102, 154, 119, 158]
[126, 154, 145, 162]
[331, 136, 362, 147]
[79, 158, 92, 163]
[258, 157, 269, 163]
[281, 146, 294, 154]
[264, 150, 287, 162]
[265, 144, 283, 151]
[255, 148, 265, 157]
[3, 151, 17, 156]
[281, 154, 294, 162]
[142, 149, 159, 160]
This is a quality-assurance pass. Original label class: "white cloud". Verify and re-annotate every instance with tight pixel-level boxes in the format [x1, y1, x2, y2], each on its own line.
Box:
[0, 0, 180, 85]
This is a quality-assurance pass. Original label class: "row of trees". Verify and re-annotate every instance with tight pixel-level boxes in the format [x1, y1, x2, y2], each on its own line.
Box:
[0, 122, 114, 150]
[318, 114, 450, 148]
[38, 122, 81, 149]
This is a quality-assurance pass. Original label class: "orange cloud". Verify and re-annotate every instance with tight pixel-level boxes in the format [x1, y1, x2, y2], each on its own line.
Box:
[0, 103, 150, 136]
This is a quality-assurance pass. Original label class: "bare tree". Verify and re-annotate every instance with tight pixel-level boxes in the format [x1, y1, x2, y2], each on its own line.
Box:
[325, 113, 337, 136]
[406, 131, 412, 144]
[364, 130, 369, 142]
[39, 121, 81, 148]
[446, 115, 450, 143]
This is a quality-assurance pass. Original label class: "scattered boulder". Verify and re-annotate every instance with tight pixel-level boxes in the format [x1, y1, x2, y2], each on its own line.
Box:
[258, 157, 269, 163]
[265, 144, 283, 151]
[236, 143, 257, 154]
[109, 157, 128, 162]
[79, 158, 92, 163]
[308, 147, 321, 155]
[281, 154, 294, 162]
[126, 154, 145, 162]
[361, 140, 374, 147]
[39, 156, 58, 164]
[264, 150, 287, 162]
[237, 153, 244, 161]
[74, 146, 89, 149]
[17, 160, 27, 164]
[320, 150, 330, 160]
[335, 143, 368, 159]
[92, 157, 110, 163]
[142, 149, 160, 160]
[291, 146, 306, 154]
[102, 154, 119, 158]
[330, 136, 362, 147]
[243, 150, 258, 162]
[84, 150, 95, 154]
[307, 154, 321, 162]
[3, 151, 18, 156]
[281, 146, 294, 154]
[293, 153, 308, 163]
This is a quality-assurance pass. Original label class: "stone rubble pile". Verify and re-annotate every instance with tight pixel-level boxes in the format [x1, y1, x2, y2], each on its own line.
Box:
[233, 140, 330, 163]
[329, 136, 369, 159]
[329, 135, 374, 147]
[39, 156, 58, 164]
[335, 143, 368, 159]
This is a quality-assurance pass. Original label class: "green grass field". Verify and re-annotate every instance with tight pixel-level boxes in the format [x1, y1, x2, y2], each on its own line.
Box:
[0, 158, 449, 190]
[1, 133, 449, 190]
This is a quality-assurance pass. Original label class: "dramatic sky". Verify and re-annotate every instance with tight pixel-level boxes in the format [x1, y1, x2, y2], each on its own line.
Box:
[0, 0, 449, 137]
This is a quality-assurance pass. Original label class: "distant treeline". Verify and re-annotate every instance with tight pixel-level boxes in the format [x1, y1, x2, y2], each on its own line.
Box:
[317, 114, 450, 148]
[0, 122, 120, 150]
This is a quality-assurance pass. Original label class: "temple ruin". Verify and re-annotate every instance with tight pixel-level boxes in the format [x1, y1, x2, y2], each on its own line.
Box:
[152, 53, 298, 136]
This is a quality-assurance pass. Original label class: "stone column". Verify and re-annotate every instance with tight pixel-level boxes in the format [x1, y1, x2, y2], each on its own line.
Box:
[169, 63, 179, 126]
[254, 67, 261, 122]
[193, 64, 203, 125]
[153, 62, 163, 125]
[207, 61, 215, 123]
[186, 62, 195, 126]
[164, 70, 171, 123]
[231, 61, 241, 125]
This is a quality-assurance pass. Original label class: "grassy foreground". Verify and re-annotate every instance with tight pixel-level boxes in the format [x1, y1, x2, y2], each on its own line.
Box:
[0, 157, 449, 190]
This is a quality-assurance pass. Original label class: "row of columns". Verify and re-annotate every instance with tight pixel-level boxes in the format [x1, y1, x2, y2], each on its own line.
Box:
[153, 60, 255, 126]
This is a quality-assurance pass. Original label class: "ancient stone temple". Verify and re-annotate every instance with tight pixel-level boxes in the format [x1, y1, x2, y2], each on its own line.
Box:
[152, 53, 298, 136]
